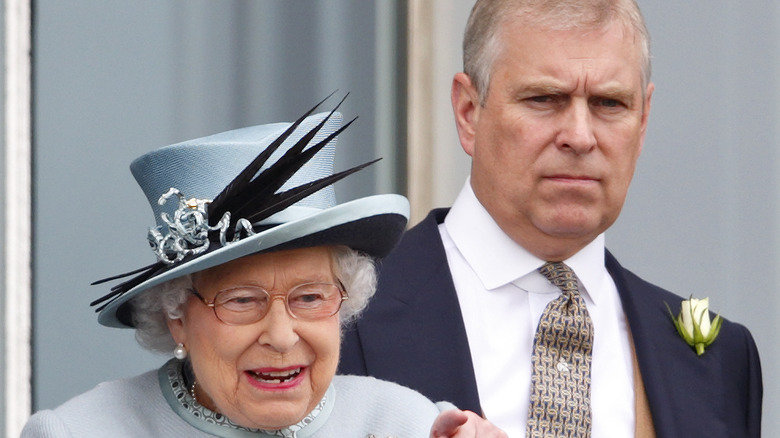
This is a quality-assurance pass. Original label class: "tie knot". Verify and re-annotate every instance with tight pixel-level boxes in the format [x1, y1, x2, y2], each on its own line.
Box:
[539, 262, 579, 294]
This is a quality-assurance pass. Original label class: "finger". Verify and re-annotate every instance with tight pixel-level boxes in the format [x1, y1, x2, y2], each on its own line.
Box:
[430, 410, 469, 437]
[460, 411, 509, 438]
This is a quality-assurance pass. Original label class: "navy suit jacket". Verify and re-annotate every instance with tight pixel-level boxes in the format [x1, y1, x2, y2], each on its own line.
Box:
[340, 208, 762, 437]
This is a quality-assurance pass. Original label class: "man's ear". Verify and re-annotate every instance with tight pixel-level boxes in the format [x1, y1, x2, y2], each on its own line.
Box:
[451, 72, 481, 157]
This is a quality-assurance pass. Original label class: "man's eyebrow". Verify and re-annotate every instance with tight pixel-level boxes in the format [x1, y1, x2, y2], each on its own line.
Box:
[517, 81, 566, 93]
[512, 81, 569, 98]
[511, 81, 639, 104]
[592, 85, 637, 103]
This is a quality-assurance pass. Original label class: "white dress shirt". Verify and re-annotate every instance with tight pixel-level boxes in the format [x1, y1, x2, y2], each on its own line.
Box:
[440, 180, 635, 437]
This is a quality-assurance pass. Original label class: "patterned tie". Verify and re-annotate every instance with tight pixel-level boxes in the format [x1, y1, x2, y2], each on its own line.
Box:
[527, 262, 594, 438]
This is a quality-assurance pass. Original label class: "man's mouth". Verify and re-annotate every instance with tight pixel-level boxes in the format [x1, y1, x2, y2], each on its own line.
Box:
[247, 368, 303, 384]
[546, 174, 598, 182]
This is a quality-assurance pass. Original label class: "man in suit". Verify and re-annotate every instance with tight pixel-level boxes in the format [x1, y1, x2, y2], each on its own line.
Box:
[339, 0, 762, 436]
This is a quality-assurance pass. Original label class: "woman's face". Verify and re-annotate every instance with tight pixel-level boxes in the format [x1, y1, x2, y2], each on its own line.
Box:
[167, 247, 341, 430]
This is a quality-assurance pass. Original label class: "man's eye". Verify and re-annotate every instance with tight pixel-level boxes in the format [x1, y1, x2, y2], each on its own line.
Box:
[522, 95, 558, 110]
[594, 98, 622, 108]
[529, 95, 554, 103]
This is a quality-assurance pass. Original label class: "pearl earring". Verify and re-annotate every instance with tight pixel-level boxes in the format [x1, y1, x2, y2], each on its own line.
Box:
[173, 343, 187, 360]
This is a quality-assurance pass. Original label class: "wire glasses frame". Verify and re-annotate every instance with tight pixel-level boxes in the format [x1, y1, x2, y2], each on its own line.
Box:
[189, 282, 348, 325]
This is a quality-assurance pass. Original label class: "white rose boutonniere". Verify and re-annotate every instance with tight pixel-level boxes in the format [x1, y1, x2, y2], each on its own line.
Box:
[666, 297, 723, 356]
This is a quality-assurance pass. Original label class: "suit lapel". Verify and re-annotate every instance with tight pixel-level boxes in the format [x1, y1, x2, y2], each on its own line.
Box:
[606, 251, 729, 436]
[356, 209, 482, 413]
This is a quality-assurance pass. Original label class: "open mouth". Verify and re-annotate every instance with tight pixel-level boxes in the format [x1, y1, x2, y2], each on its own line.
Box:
[248, 368, 303, 384]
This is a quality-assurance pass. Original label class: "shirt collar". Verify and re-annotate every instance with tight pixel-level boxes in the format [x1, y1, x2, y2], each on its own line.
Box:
[443, 179, 606, 304]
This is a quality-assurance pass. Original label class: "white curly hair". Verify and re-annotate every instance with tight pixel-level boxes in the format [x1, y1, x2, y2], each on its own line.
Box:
[131, 245, 376, 354]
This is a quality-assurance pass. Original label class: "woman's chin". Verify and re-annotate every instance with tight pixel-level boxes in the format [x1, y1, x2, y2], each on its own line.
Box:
[224, 373, 317, 430]
[231, 401, 311, 430]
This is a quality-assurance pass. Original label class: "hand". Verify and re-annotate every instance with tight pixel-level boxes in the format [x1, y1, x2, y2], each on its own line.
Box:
[430, 409, 508, 438]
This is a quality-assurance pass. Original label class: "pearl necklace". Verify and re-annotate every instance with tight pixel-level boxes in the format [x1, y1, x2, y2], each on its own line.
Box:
[190, 380, 198, 403]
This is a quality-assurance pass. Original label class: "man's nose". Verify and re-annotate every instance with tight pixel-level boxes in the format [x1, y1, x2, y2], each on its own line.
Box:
[556, 101, 597, 154]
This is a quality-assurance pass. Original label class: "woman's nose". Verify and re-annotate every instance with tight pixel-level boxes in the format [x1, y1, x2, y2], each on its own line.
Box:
[256, 297, 299, 352]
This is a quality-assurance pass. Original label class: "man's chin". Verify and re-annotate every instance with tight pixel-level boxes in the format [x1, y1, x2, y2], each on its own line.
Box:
[538, 216, 604, 239]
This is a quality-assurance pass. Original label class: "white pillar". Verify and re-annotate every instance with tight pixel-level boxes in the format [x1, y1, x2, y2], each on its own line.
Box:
[4, 0, 32, 435]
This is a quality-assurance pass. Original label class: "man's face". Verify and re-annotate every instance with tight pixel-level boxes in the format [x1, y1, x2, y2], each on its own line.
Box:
[452, 18, 653, 261]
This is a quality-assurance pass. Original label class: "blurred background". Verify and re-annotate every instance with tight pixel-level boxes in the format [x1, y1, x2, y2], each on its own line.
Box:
[1, 0, 778, 434]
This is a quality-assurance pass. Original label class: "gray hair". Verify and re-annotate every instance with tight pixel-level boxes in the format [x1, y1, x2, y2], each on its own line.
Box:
[463, 0, 651, 104]
[131, 246, 377, 354]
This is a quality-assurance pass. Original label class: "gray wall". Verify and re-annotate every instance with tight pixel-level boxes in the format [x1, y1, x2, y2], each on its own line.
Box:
[32, 0, 404, 411]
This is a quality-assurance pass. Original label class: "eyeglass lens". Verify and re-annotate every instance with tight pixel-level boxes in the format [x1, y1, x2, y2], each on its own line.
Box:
[210, 283, 345, 325]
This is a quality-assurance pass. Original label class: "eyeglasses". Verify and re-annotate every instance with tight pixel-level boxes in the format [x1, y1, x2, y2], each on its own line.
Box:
[189, 282, 348, 325]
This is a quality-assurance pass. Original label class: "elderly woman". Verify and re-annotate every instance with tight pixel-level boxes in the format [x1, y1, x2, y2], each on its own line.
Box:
[22, 99, 505, 438]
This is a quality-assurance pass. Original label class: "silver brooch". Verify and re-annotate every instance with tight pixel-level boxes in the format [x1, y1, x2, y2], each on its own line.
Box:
[147, 188, 256, 264]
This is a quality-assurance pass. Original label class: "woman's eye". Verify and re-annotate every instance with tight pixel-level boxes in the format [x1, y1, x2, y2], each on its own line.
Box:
[230, 296, 258, 305]
[291, 293, 325, 307]
[219, 291, 265, 311]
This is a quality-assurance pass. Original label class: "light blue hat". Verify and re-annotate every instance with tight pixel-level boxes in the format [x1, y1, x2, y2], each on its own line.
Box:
[92, 98, 410, 328]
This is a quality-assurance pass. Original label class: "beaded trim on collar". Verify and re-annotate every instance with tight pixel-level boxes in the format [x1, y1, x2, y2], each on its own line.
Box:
[160, 359, 327, 438]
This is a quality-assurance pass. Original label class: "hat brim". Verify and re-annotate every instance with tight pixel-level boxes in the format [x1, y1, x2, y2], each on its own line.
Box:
[98, 193, 409, 328]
